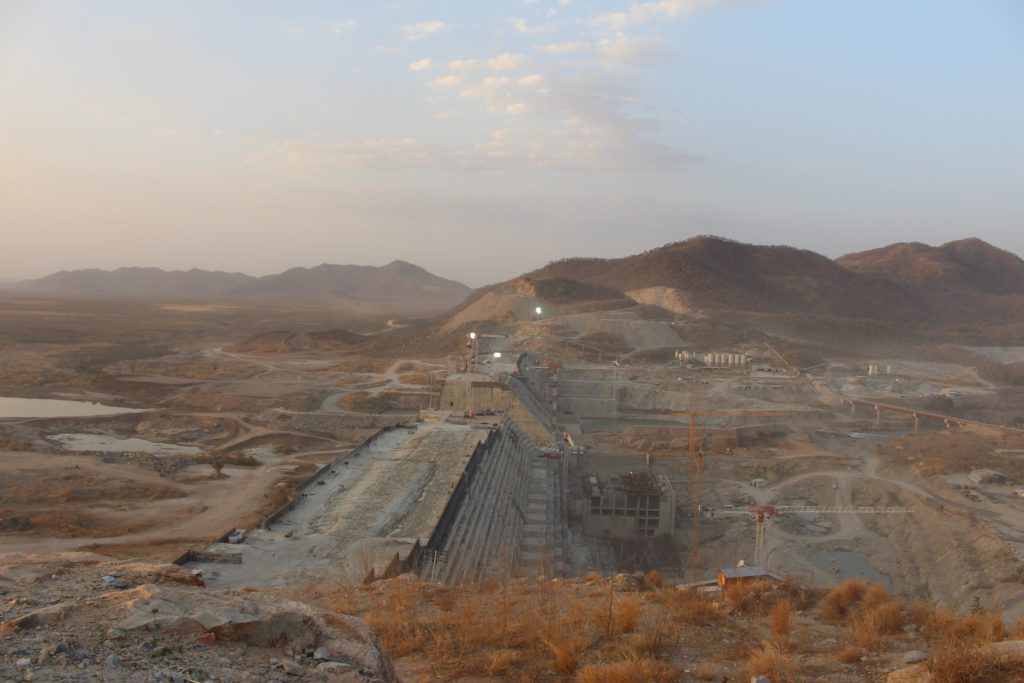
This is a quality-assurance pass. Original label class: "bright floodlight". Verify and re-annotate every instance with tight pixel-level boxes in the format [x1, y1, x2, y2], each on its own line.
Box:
[535, 307, 542, 315]
[469, 332, 477, 339]
[493, 352, 502, 358]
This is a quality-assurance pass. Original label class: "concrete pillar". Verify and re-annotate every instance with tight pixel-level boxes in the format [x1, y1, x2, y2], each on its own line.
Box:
[874, 405, 881, 429]
[913, 413, 920, 434]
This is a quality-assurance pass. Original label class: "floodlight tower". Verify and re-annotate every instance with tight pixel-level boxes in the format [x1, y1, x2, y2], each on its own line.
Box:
[465, 331, 477, 416]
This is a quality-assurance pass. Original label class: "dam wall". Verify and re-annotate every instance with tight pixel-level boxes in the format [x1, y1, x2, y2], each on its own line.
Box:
[421, 416, 564, 584]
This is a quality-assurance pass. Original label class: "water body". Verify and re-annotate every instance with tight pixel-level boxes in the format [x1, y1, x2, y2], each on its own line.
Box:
[0, 397, 147, 419]
[810, 550, 891, 589]
[49, 433, 202, 457]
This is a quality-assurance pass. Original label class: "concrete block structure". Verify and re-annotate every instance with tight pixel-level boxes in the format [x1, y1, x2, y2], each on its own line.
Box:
[582, 470, 676, 538]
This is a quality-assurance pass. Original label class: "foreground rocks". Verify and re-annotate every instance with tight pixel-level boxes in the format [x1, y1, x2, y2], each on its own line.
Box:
[0, 552, 397, 682]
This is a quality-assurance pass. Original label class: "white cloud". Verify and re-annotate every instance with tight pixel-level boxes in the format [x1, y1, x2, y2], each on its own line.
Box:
[597, 34, 668, 66]
[409, 58, 433, 71]
[509, 18, 555, 35]
[538, 41, 589, 54]
[448, 59, 479, 72]
[329, 20, 358, 34]
[517, 74, 544, 87]
[595, 0, 723, 31]
[487, 53, 526, 71]
[506, 103, 530, 115]
[404, 21, 445, 40]
[430, 74, 463, 88]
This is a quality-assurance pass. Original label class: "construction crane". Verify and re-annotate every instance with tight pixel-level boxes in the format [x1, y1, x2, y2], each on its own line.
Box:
[660, 407, 811, 570]
[708, 504, 912, 566]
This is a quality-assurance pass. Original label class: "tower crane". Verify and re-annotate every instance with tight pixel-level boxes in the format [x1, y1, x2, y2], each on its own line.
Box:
[660, 407, 810, 570]
[708, 504, 912, 566]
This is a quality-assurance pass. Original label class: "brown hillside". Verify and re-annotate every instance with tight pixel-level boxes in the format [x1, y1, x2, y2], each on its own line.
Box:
[838, 238, 1024, 324]
[527, 236, 923, 321]
[838, 238, 1024, 296]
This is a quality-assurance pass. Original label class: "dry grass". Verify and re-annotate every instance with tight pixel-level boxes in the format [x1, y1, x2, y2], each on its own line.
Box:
[747, 640, 794, 682]
[836, 645, 866, 663]
[929, 634, 1024, 683]
[819, 579, 869, 623]
[725, 578, 776, 616]
[849, 598, 904, 648]
[298, 575, 1024, 682]
[575, 657, 678, 683]
[665, 588, 719, 625]
[770, 600, 793, 638]
[1013, 619, 1024, 640]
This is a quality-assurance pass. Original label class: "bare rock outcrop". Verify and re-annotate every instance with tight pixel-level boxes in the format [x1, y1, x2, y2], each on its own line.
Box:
[0, 553, 398, 682]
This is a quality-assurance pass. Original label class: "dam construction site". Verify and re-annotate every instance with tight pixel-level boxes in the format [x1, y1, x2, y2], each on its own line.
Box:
[5, 236, 1024, 681]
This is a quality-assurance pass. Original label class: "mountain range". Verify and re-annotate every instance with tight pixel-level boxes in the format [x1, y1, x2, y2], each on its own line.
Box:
[9, 237, 1024, 339]
[8, 260, 471, 313]
[421, 236, 1024, 354]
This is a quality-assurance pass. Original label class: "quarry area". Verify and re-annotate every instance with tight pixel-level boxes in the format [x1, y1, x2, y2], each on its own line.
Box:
[2, 277, 1024, 681]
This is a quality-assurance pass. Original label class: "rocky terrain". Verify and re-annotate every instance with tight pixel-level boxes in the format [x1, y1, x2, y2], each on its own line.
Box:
[0, 553, 397, 682]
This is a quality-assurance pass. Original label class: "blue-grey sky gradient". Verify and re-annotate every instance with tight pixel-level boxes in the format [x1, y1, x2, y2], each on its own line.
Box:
[2, 0, 1022, 286]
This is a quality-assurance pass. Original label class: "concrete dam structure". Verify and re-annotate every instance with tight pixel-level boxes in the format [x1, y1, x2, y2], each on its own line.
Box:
[185, 413, 567, 588]
[423, 416, 568, 584]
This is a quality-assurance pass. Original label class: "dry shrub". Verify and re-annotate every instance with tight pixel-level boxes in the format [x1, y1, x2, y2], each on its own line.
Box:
[929, 635, 1024, 683]
[670, 589, 719, 625]
[641, 570, 664, 590]
[906, 599, 935, 627]
[836, 645, 865, 663]
[861, 583, 891, 608]
[850, 599, 905, 648]
[747, 640, 794, 682]
[924, 608, 1005, 645]
[626, 610, 679, 657]
[770, 600, 793, 638]
[542, 632, 591, 674]
[486, 649, 520, 676]
[726, 579, 775, 616]
[575, 657, 678, 683]
[612, 596, 643, 635]
[1013, 619, 1024, 640]
[820, 579, 870, 623]
[777, 575, 820, 611]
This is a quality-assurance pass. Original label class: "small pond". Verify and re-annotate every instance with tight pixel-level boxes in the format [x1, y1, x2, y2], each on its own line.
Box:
[0, 397, 147, 419]
[49, 433, 202, 457]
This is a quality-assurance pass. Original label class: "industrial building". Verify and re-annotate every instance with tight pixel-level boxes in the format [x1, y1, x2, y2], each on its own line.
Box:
[582, 470, 676, 538]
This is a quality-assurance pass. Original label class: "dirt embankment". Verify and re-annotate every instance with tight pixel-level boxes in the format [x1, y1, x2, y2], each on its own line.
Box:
[857, 480, 1024, 615]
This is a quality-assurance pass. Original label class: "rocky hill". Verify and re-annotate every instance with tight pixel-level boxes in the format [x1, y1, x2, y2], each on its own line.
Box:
[431, 237, 1024, 348]
[526, 237, 924, 321]
[12, 260, 471, 313]
[837, 238, 1024, 296]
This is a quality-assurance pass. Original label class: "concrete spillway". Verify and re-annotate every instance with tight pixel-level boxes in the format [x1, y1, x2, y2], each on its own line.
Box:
[423, 416, 568, 584]
[185, 413, 568, 588]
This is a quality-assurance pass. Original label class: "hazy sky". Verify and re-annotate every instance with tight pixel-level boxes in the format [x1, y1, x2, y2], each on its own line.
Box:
[2, 1, 1023, 286]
